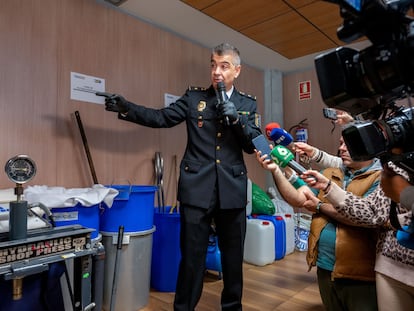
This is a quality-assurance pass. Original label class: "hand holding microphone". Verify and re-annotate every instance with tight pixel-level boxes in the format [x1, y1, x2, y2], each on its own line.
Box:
[294, 141, 315, 157]
[217, 82, 238, 125]
[270, 145, 306, 174]
[219, 101, 239, 124]
[270, 145, 316, 181]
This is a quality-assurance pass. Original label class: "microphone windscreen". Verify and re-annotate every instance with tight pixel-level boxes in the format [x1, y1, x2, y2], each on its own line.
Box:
[265, 122, 280, 140]
[269, 128, 293, 146]
[269, 145, 294, 168]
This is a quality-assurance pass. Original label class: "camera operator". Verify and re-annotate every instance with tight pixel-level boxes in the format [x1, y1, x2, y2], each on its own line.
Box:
[309, 0, 414, 308]
[302, 162, 414, 311]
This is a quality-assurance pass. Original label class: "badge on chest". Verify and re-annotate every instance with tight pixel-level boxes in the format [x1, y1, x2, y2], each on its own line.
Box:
[197, 101, 206, 128]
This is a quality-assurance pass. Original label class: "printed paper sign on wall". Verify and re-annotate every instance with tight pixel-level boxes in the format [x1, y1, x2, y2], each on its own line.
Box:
[70, 72, 105, 104]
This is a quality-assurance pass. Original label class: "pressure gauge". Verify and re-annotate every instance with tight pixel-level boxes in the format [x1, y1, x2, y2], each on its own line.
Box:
[5, 155, 37, 184]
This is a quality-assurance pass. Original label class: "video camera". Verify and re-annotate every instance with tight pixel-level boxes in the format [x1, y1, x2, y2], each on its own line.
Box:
[315, 0, 414, 249]
[315, 0, 414, 174]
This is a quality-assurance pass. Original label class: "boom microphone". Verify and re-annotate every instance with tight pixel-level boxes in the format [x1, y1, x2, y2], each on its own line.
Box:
[217, 81, 230, 126]
[269, 128, 293, 147]
[270, 145, 313, 178]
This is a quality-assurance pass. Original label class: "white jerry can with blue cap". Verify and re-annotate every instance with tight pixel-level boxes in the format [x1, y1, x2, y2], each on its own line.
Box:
[243, 218, 275, 266]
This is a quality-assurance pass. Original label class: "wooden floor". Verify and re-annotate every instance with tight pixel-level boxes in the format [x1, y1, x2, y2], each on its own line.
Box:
[141, 251, 324, 311]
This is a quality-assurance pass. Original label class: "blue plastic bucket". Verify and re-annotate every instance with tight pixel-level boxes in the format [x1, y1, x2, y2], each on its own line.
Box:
[51, 203, 100, 239]
[100, 185, 157, 233]
[151, 207, 181, 292]
[205, 235, 222, 278]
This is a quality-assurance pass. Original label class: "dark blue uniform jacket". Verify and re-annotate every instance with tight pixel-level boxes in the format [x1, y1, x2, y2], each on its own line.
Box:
[119, 85, 262, 210]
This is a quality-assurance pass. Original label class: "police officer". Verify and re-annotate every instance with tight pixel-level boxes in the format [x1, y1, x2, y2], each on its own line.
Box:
[103, 43, 262, 311]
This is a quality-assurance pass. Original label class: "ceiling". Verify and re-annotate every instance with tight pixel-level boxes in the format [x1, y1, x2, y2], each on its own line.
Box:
[180, 0, 346, 60]
[99, 0, 371, 72]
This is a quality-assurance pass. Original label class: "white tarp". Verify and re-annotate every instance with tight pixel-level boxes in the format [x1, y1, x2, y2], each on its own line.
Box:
[24, 184, 118, 208]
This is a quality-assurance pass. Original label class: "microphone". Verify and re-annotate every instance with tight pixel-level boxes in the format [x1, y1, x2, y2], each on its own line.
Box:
[265, 122, 280, 140]
[270, 145, 313, 178]
[396, 226, 414, 250]
[217, 81, 230, 126]
[269, 128, 293, 147]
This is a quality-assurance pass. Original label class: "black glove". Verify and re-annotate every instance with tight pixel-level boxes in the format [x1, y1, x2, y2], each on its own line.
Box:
[104, 94, 129, 114]
[219, 100, 239, 124]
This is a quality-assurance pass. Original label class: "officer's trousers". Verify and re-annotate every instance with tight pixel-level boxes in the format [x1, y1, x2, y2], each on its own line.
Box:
[173, 198, 246, 311]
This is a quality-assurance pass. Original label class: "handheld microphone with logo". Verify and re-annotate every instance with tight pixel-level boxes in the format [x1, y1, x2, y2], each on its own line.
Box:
[264, 122, 294, 147]
[269, 128, 294, 147]
[265, 122, 280, 140]
[270, 145, 316, 180]
[217, 81, 230, 126]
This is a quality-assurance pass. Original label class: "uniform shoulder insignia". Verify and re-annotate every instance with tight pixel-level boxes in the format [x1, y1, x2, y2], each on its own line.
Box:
[237, 90, 256, 100]
[188, 86, 206, 91]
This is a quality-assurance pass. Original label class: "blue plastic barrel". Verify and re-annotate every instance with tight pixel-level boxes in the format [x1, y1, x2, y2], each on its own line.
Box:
[100, 185, 157, 233]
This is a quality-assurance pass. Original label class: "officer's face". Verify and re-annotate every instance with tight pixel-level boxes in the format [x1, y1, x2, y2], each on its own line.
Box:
[210, 53, 241, 91]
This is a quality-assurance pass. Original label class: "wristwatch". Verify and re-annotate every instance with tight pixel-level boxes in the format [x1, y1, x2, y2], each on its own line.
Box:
[316, 201, 323, 214]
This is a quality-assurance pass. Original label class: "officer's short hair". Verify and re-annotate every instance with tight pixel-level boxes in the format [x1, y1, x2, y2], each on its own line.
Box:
[212, 43, 241, 66]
